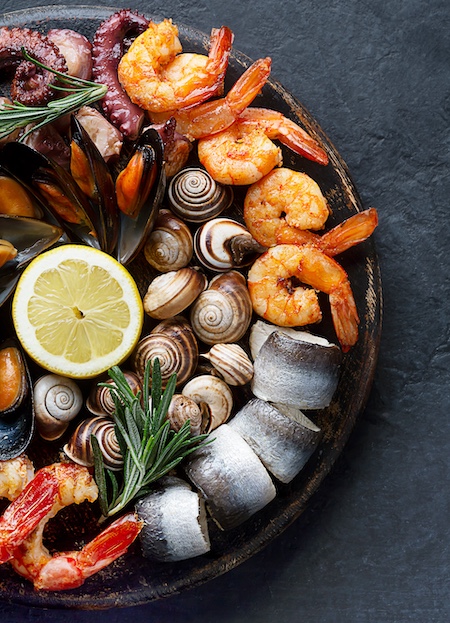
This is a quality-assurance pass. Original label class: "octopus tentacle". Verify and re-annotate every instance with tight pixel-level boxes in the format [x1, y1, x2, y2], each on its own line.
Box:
[0, 27, 67, 106]
[92, 9, 149, 140]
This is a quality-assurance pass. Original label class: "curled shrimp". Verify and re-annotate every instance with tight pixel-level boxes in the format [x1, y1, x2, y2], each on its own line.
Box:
[197, 108, 328, 185]
[244, 167, 330, 245]
[0, 462, 141, 590]
[150, 57, 272, 140]
[118, 19, 233, 113]
[247, 244, 360, 352]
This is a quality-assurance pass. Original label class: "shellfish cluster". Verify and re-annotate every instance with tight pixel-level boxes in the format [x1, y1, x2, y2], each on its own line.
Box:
[0, 8, 377, 572]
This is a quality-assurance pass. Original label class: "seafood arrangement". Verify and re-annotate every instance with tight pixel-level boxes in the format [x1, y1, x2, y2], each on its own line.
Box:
[0, 7, 379, 599]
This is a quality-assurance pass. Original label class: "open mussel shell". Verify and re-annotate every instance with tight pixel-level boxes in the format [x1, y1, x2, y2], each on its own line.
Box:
[250, 323, 343, 410]
[0, 168, 43, 218]
[70, 115, 119, 254]
[0, 338, 35, 460]
[116, 128, 166, 265]
[0, 214, 63, 307]
[229, 398, 322, 484]
[168, 167, 233, 223]
[0, 142, 100, 249]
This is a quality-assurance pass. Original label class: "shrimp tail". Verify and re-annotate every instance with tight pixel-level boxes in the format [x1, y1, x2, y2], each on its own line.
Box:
[329, 281, 360, 352]
[319, 208, 378, 257]
[32, 512, 143, 591]
[0, 469, 59, 564]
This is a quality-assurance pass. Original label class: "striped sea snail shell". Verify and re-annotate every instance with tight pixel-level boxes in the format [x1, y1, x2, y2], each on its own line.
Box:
[202, 343, 254, 386]
[168, 167, 233, 222]
[33, 374, 83, 441]
[133, 316, 199, 388]
[63, 416, 123, 471]
[182, 374, 233, 433]
[143, 267, 207, 319]
[143, 209, 193, 272]
[190, 271, 253, 345]
[194, 218, 266, 272]
[166, 394, 203, 436]
[86, 371, 142, 417]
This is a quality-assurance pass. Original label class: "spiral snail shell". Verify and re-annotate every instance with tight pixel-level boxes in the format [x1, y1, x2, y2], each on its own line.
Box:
[202, 343, 254, 386]
[133, 316, 199, 388]
[33, 374, 83, 441]
[167, 394, 203, 436]
[168, 167, 233, 222]
[190, 271, 253, 345]
[63, 416, 123, 471]
[86, 371, 142, 417]
[143, 267, 207, 320]
[143, 209, 193, 272]
[194, 218, 266, 272]
[182, 374, 233, 433]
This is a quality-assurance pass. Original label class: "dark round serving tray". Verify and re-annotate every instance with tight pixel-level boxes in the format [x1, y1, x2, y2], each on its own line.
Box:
[0, 5, 382, 609]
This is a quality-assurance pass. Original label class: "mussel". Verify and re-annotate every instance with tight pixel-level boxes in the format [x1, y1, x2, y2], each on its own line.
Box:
[0, 214, 63, 307]
[0, 338, 35, 460]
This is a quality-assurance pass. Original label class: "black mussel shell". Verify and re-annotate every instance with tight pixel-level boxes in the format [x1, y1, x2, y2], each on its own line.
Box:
[70, 116, 119, 254]
[115, 128, 166, 265]
[0, 337, 35, 460]
[0, 214, 63, 307]
[0, 142, 100, 249]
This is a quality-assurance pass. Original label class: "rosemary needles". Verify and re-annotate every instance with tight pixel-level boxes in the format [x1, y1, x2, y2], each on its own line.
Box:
[92, 360, 212, 517]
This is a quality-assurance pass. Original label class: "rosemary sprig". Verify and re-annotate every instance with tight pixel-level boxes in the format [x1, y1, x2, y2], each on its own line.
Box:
[92, 359, 212, 517]
[0, 48, 107, 141]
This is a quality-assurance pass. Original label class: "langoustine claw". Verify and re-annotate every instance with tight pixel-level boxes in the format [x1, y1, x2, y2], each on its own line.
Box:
[0, 27, 67, 106]
[92, 10, 150, 139]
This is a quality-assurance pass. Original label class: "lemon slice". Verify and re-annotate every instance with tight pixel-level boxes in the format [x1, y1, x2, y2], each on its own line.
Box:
[12, 244, 144, 379]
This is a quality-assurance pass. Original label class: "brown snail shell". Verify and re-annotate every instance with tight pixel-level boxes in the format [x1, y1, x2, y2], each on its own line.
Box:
[63, 416, 123, 471]
[33, 374, 83, 441]
[133, 316, 198, 388]
[190, 271, 253, 345]
[168, 167, 233, 222]
[194, 217, 266, 272]
[182, 374, 233, 433]
[143, 267, 207, 319]
[86, 371, 142, 417]
[202, 343, 254, 386]
[143, 209, 193, 272]
[166, 394, 203, 436]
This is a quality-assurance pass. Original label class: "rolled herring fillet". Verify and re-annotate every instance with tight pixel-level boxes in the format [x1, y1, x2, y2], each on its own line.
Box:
[184, 424, 276, 530]
[136, 476, 210, 561]
[229, 398, 322, 483]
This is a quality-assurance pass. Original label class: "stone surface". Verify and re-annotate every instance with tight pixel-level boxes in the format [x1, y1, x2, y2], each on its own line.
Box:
[1, 0, 449, 621]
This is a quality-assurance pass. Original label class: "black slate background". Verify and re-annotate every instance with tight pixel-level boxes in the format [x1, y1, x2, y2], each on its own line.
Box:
[1, 0, 449, 621]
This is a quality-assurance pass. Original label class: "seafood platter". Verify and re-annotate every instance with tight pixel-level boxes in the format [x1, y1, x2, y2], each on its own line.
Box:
[0, 5, 382, 609]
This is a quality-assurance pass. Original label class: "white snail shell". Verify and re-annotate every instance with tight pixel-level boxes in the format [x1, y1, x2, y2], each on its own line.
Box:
[168, 167, 233, 222]
[63, 416, 123, 471]
[33, 374, 83, 441]
[182, 374, 233, 433]
[86, 371, 142, 417]
[133, 316, 199, 388]
[167, 394, 203, 436]
[194, 217, 266, 272]
[143, 267, 207, 320]
[190, 271, 253, 345]
[202, 343, 254, 386]
[143, 209, 193, 272]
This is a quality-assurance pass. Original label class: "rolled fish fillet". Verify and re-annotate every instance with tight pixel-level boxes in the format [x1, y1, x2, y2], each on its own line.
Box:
[184, 424, 276, 530]
[250, 323, 342, 409]
[229, 398, 321, 483]
[136, 476, 211, 562]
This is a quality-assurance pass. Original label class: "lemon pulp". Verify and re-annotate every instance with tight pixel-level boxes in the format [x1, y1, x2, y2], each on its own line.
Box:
[12, 245, 144, 378]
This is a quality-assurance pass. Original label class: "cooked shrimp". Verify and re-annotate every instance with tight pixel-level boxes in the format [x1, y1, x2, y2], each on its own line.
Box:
[118, 19, 233, 113]
[0, 455, 34, 502]
[150, 57, 272, 140]
[244, 167, 330, 246]
[247, 244, 359, 352]
[5, 462, 141, 590]
[197, 107, 328, 185]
